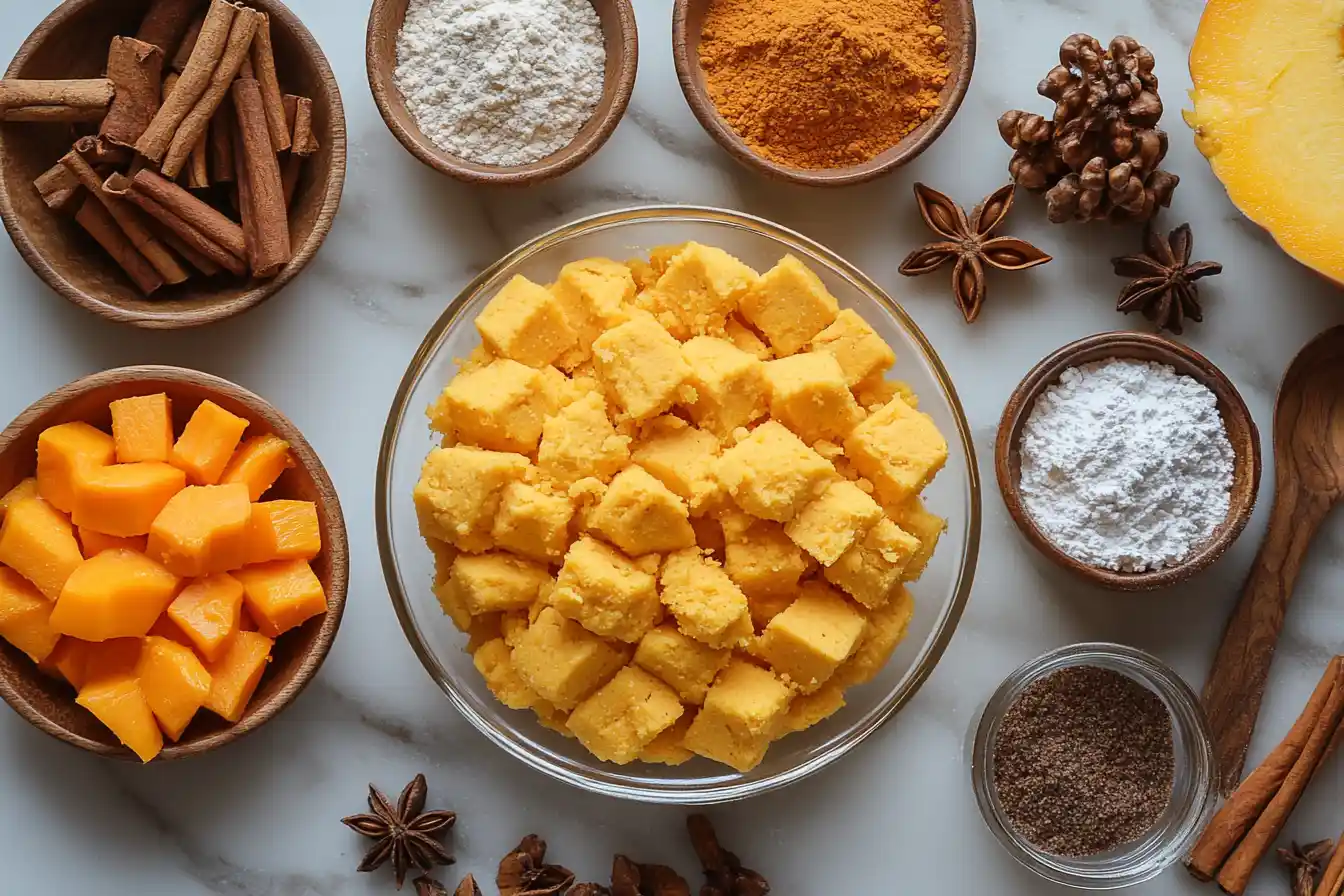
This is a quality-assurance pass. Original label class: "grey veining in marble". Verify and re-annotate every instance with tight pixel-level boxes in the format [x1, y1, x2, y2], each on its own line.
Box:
[1, 0, 1343, 893]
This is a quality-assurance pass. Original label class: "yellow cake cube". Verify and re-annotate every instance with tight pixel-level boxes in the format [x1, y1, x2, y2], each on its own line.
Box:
[551, 258, 635, 368]
[630, 417, 720, 511]
[834, 584, 915, 688]
[565, 665, 685, 763]
[639, 711, 697, 765]
[490, 481, 574, 563]
[720, 511, 808, 606]
[887, 495, 946, 582]
[551, 536, 662, 643]
[447, 552, 552, 615]
[475, 275, 577, 368]
[473, 638, 542, 710]
[659, 548, 753, 649]
[717, 421, 835, 523]
[738, 255, 839, 356]
[635, 242, 759, 339]
[808, 309, 896, 386]
[683, 659, 792, 772]
[537, 393, 631, 486]
[592, 315, 691, 420]
[757, 581, 867, 693]
[764, 352, 863, 445]
[430, 359, 560, 454]
[785, 480, 883, 566]
[588, 466, 696, 557]
[511, 607, 631, 710]
[634, 623, 732, 704]
[723, 317, 772, 360]
[844, 396, 948, 504]
[679, 336, 770, 438]
[778, 680, 846, 736]
[824, 518, 920, 609]
[414, 446, 530, 553]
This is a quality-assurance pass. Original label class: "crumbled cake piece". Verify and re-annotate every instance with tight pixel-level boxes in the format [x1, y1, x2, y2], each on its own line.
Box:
[566, 665, 684, 764]
[414, 446, 530, 553]
[809, 309, 896, 386]
[764, 352, 864, 444]
[431, 358, 559, 454]
[551, 258, 635, 369]
[785, 480, 883, 566]
[473, 638, 541, 710]
[551, 536, 662, 643]
[587, 466, 697, 557]
[886, 495, 945, 582]
[634, 623, 732, 704]
[756, 581, 867, 694]
[511, 607, 632, 711]
[659, 548, 754, 649]
[537, 393, 630, 486]
[635, 242, 759, 339]
[738, 255, 839, 356]
[446, 552, 552, 615]
[683, 660, 792, 772]
[491, 481, 574, 563]
[592, 314, 692, 420]
[475, 275, 577, 368]
[630, 416, 720, 510]
[844, 396, 948, 505]
[717, 421, 835, 522]
[679, 336, 770, 439]
[834, 585, 915, 688]
[824, 518, 920, 609]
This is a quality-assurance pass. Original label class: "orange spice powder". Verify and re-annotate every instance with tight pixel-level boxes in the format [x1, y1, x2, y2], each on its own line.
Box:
[698, 0, 952, 170]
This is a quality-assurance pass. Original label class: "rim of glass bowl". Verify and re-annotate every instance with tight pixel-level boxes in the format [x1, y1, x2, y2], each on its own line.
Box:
[969, 643, 1218, 889]
[376, 205, 982, 804]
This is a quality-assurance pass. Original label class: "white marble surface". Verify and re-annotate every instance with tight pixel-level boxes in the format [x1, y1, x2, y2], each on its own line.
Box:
[1, 0, 1342, 893]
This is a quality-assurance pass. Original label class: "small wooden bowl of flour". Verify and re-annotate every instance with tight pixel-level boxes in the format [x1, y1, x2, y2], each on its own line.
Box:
[366, 0, 637, 185]
[995, 332, 1261, 592]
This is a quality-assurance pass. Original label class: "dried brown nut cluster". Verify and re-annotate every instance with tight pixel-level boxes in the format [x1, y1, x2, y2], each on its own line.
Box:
[498, 835, 577, 896]
[999, 33, 1179, 224]
[688, 815, 770, 896]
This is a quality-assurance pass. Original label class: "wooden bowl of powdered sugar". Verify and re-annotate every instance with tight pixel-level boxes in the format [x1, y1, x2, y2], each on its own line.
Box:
[995, 332, 1261, 592]
[366, 0, 636, 185]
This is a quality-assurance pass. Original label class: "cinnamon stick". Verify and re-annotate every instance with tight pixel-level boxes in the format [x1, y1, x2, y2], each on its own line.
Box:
[112, 172, 246, 276]
[231, 77, 289, 277]
[1215, 662, 1344, 895]
[136, 0, 237, 163]
[135, 0, 204, 58]
[231, 105, 256, 263]
[186, 132, 209, 189]
[33, 161, 81, 213]
[249, 12, 289, 151]
[170, 12, 206, 73]
[145, 213, 221, 276]
[1316, 833, 1344, 896]
[127, 168, 246, 261]
[0, 79, 114, 121]
[75, 196, 163, 295]
[1188, 657, 1342, 880]
[62, 140, 188, 285]
[161, 5, 258, 179]
[99, 37, 163, 148]
[287, 95, 317, 156]
[208, 103, 235, 182]
[83, 137, 132, 168]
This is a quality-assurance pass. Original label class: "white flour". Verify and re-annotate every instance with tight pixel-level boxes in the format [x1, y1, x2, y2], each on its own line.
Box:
[393, 0, 605, 167]
[1018, 357, 1234, 573]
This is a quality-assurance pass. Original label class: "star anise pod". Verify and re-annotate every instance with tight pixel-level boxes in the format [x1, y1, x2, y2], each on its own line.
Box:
[1278, 839, 1334, 896]
[899, 182, 1052, 323]
[414, 877, 451, 896]
[687, 815, 769, 896]
[450, 874, 482, 896]
[341, 774, 456, 889]
[1112, 222, 1222, 335]
[498, 835, 577, 896]
[611, 855, 690, 896]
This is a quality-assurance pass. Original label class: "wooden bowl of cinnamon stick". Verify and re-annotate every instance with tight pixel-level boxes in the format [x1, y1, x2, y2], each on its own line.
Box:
[0, 0, 346, 328]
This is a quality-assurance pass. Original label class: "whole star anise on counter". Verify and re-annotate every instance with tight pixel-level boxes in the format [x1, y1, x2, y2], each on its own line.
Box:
[1277, 839, 1334, 896]
[899, 182, 1052, 323]
[498, 835, 576, 896]
[341, 773, 456, 889]
[610, 854, 691, 896]
[687, 815, 770, 896]
[1112, 222, 1222, 335]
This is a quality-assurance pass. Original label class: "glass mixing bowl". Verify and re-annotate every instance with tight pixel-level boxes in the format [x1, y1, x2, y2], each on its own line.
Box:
[376, 206, 981, 804]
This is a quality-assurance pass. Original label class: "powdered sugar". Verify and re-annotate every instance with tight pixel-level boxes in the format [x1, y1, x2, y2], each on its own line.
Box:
[1018, 357, 1234, 573]
[393, 0, 606, 167]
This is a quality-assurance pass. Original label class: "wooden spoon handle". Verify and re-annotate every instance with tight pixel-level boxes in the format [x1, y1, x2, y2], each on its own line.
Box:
[1202, 484, 1333, 794]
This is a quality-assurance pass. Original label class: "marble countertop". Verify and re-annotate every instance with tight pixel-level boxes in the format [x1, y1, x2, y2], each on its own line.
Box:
[2, 0, 1342, 893]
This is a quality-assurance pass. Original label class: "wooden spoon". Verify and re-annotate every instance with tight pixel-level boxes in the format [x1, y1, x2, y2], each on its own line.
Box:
[1203, 325, 1344, 794]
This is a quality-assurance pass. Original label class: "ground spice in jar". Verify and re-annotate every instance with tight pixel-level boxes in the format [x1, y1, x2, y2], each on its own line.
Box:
[698, 0, 951, 170]
[993, 665, 1175, 856]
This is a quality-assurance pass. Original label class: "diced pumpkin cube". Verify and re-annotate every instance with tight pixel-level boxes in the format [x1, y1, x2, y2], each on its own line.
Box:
[109, 393, 174, 463]
[0, 497, 83, 601]
[170, 401, 249, 485]
[0, 566, 60, 662]
[136, 635, 212, 741]
[71, 462, 186, 537]
[233, 560, 326, 637]
[243, 500, 320, 564]
[147, 484, 251, 577]
[0, 478, 39, 520]
[166, 573, 244, 662]
[36, 422, 115, 512]
[203, 629, 272, 722]
[147, 612, 195, 648]
[40, 636, 89, 687]
[81, 637, 143, 685]
[76, 674, 163, 762]
[50, 549, 181, 641]
[77, 527, 147, 557]
[220, 434, 292, 500]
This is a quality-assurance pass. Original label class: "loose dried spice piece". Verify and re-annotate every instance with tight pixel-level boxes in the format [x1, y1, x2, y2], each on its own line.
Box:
[498, 835, 576, 896]
[899, 182, 1052, 323]
[687, 815, 770, 896]
[610, 855, 690, 896]
[415, 877, 451, 896]
[571, 886, 612, 896]
[341, 773, 457, 889]
[451, 874, 483, 896]
[1278, 840, 1334, 896]
[1112, 223, 1222, 335]
[999, 34, 1179, 223]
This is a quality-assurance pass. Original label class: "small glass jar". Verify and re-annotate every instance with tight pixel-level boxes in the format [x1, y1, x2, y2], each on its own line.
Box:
[969, 643, 1217, 889]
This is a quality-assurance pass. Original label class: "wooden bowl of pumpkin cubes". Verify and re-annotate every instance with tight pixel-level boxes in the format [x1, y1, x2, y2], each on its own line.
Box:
[409, 240, 951, 776]
[0, 366, 347, 762]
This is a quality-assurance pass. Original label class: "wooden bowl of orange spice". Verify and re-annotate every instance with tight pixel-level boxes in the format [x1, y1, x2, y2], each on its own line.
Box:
[0, 0, 346, 328]
[672, 0, 976, 186]
[0, 365, 348, 762]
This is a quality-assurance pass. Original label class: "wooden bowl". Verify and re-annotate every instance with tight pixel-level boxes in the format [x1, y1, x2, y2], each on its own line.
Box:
[0, 0, 347, 329]
[0, 365, 348, 760]
[995, 332, 1261, 592]
[672, 0, 975, 187]
[366, 0, 637, 186]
